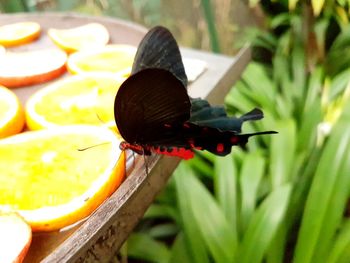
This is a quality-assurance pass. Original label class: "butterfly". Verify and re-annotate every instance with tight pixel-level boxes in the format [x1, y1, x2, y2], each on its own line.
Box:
[114, 26, 276, 160]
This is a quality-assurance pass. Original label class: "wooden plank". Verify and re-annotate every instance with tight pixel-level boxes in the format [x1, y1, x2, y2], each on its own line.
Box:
[0, 13, 251, 262]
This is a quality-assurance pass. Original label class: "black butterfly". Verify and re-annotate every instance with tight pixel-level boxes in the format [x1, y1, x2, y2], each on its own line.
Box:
[114, 26, 276, 159]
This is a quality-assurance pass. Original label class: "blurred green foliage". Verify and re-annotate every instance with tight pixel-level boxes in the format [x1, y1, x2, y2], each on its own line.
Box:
[0, 0, 258, 54]
[120, 1, 350, 262]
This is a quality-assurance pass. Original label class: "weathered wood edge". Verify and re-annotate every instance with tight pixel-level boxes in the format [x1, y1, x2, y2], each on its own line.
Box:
[41, 45, 251, 263]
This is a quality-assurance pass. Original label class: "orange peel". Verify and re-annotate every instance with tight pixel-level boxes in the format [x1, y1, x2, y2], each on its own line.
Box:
[0, 85, 25, 138]
[0, 22, 40, 47]
[0, 48, 67, 88]
[48, 23, 109, 53]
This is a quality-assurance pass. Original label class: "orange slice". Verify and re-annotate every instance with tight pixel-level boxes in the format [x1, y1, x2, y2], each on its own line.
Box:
[48, 23, 109, 53]
[0, 213, 32, 263]
[67, 44, 136, 77]
[0, 45, 5, 55]
[25, 73, 124, 130]
[0, 48, 67, 88]
[0, 22, 40, 47]
[0, 125, 125, 232]
[0, 85, 25, 138]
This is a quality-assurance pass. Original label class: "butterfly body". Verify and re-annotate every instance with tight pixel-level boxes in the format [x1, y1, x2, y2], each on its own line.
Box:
[114, 26, 277, 159]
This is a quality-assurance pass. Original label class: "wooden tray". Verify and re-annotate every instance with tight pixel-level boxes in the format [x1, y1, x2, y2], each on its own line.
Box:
[0, 13, 251, 263]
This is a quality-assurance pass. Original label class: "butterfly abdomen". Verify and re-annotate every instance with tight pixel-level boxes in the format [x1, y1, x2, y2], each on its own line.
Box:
[151, 146, 194, 160]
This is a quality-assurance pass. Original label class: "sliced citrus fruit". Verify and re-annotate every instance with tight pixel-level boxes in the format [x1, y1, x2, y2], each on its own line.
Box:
[0, 125, 125, 232]
[0, 48, 67, 88]
[0, 213, 32, 263]
[67, 44, 136, 77]
[25, 73, 124, 130]
[0, 22, 40, 47]
[0, 85, 25, 138]
[0, 45, 5, 55]
[48, 23, 109, 53]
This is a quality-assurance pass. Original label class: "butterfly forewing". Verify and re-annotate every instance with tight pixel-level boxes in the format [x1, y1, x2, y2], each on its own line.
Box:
[131, 26, 188, 87]
[114, 68, 191, 145]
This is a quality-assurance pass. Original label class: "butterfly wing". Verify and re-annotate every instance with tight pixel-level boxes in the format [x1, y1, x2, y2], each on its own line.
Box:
[132, 26, 188, 87]
[189, 97, 264, 133]
[181, 122, 277, 156]
[114, 68, 191, 145]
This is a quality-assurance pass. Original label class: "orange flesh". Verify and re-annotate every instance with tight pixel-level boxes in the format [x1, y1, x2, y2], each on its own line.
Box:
[0, 134, 114, 210]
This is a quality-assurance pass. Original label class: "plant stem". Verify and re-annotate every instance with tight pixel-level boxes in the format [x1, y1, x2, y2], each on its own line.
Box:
[201, 0, 221, 53]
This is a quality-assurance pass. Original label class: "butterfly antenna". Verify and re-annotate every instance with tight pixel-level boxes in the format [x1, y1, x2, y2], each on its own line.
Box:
[77, 142, 110, 151]
[95, 112, 106, 125]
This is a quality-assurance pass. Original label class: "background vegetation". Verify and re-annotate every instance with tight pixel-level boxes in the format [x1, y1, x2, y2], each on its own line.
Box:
[2, 1, 350, 262]
[0, 0, 259, 54]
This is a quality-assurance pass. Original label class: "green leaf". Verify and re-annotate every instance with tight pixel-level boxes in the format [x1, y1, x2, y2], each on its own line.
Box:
[326, 219, 350, 263]
[175, 163, 237, 263]
[0, 0, 27, 12]
[270, 13, 291, 29]
[225, 82, 256, 113]
[303, 66, 324, 112]
[314, 19, 329, 60]
[291, 44, 306, 104]
[213, 155, 239, 233]
[329, 68, 350, 100]
[273, 53, 290, 90]
[174, 164, 210, 263]
[169, 233, 193, 263]
[293, 103, 350, 263]
[149, 223, 178, 239]
[312, 0, 325, 16]
[144, 204, 179, 221]
[253, 31, 278, 51]
[298, 98, 322, 152]
[269, 119, 296, 188]
[200, 0, 220, 53]
[286, 147, 323, 228]
[289, 0, 299, 10]
[238, 184, 292, 263]
[239, 151, 265, 232]
[276, 30, 292, 54]
[127, 233, 170, 263]
[327, 28, 350, 75]
[242, 62, 277, 97]
[249, 0, 261, 7]
[266, 223, 288, 263]
[187, 153, 214, 179]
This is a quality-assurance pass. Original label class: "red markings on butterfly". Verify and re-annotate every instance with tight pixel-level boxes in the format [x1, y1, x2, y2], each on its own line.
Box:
[230, 136, 239, 144]
[151, 146, 194, 160]
[183, 123, 190, 128]
[216, 143, 224, 153]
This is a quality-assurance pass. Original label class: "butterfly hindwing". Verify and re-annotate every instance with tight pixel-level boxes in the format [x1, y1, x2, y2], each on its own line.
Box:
[180, 122, 277, 156]
[189, 98, 264, 133]
[114, 68, 191, 145]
